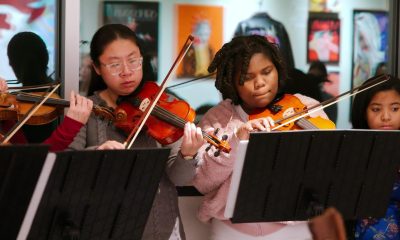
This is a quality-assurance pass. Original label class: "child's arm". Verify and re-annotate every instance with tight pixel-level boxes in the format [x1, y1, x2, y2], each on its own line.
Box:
[192, 101, 241, 194]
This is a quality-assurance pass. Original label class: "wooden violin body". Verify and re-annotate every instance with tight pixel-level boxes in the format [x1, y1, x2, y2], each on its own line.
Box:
[0, 92, 64, 125]
[249, 94, 336, 130]
[114, 81, 231, 153]
[0, 92, 115, 125]
[115, 81, 195, 145]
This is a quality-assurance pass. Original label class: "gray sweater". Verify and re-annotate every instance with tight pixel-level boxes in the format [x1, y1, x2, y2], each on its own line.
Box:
[68, 92, 198, 240]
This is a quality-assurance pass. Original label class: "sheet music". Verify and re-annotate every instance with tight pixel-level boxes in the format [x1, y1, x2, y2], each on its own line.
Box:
[17, 152, 56, 240]
[224, 140, 248, 218]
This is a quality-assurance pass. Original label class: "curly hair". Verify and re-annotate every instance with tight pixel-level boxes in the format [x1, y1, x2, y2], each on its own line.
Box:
[208, 35, 287, 105]
[351, 75, 400, 129]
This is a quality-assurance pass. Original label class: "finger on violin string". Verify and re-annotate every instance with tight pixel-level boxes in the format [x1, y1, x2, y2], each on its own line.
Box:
[195, 126, 204, 142]
[76, 92, 83, 106]
[189, 123, 198, 138]
[0, 79, 8, 93]
[86, 98, 93, 110]
[267, 117, 275, 127]
[69, 91, 76, 107]
[252, 119, 266, 131]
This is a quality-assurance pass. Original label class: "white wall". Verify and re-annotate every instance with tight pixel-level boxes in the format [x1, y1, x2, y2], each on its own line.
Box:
[76, 2, 390, 239]
[79, 0, 389, 128]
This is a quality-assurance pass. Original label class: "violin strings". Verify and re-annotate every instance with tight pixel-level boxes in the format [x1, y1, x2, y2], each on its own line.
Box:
[151, 105, 217, 143]
[296, 118, 318, 129]
[272, 74, 389, 131]
[126, 36, 195, 149]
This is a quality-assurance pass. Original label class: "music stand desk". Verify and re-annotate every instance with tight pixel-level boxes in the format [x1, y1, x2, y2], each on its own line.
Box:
[225, 130, 400, 223]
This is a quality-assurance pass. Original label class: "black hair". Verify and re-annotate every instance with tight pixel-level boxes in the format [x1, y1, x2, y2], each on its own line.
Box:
[285, 68, 323, 102]
[351, 75, 400, 129]
[87, 24, 154, 96]
[7, 31, 51, 86]
[208, 35, 287, 105]
[374, 62, 388, 76]
[308, 61, 328, 79]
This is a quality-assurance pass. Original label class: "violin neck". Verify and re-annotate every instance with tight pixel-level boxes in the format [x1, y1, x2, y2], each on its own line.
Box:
[16, 94, 70, 107]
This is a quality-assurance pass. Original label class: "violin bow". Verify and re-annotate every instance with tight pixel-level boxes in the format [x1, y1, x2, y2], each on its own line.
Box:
[271, 74, 390, 131]
[124, 35, 194, 149]
[8, 82, 61, 91]
[166, 72, 216, 90]
[1, 83, 61, 144]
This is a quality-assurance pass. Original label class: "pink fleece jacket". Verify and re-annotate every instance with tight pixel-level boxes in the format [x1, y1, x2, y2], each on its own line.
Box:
[192, 94, 329, 236]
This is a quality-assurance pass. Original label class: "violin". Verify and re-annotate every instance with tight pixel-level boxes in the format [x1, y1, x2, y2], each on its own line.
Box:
[249, 94, 336, 130]
[0, 92, 115, 125]
[114, 81, 231, 153]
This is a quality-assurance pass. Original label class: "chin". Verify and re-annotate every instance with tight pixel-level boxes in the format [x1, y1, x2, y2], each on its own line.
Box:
[379, 126, 397, 130]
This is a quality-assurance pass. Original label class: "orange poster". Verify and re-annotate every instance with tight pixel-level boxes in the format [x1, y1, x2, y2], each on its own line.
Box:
[176, 4, 223, 78]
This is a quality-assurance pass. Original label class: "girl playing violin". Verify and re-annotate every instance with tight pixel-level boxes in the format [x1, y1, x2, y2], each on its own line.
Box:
[0, 79, 93, 151]
[67, 24, 204, 240]
[352, 76, 400, 239]
[0, 31, 94, 149]
[192, 35, 330, 239]
[5, 32, 58, 143]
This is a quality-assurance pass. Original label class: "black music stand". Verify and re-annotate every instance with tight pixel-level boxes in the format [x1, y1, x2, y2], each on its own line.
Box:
[0, 145, 51, 240]
[225, 130, 400, 223]
[3, 147, 170, 240]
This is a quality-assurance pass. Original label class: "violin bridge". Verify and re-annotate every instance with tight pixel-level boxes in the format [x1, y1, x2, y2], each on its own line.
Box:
[139, 98, 150, 112]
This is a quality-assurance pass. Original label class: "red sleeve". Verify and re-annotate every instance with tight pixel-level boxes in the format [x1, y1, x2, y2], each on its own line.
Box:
[43, 116, 83, 152]
[1, 120, 28, 144]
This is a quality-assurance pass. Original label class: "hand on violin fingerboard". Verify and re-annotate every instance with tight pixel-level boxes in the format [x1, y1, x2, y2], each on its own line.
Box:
[236, 117, 275, 140]
[0, 78, 8, 93]
[65, 91, 93, 124]
[97, 140, 125, 150]
[180, 122, 205, 158]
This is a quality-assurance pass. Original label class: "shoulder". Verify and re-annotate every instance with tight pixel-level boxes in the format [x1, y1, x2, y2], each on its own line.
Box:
[293, 93, 329, 119]
[88, 91, 106, 105]
[200, 99, 235, 127]
[293, 93, 320, 108]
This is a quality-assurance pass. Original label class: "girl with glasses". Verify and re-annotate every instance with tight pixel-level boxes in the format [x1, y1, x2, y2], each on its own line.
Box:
[68, 24, 204, 240]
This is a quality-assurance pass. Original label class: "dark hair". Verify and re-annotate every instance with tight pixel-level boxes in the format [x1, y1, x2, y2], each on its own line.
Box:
[285, 68, 323, 102]
[7, 31, 51, 86]
[374, 61, 387, 76]
[308, 61, 328, 80]
[351, 75, 400, 129]
[208, 35, 287, 105]
[87, 24, 153, 96]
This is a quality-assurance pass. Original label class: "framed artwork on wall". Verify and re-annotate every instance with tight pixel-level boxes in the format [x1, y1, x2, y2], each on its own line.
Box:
[0, 1, 57, 81]
[351, 10, 388, 88]
[176, 4, 223, 78]
[307, 14, 340, 64]
[104, 1, 159, 80]
[309, 0, 340, 13]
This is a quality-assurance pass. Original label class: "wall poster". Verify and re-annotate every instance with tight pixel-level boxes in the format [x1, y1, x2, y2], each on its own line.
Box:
[176, 4, 223, 78]
[352, 10, 388, 88]
[104, 1, 159, 80]
[307, 14, 340, 64]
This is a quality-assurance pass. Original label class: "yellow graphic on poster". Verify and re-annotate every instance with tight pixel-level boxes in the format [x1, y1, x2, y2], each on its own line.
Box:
[176, 4, 223, 78]
[309, 0, 340, 12]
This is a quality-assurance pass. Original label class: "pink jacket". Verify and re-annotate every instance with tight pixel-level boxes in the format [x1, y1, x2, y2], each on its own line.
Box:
[192, 94, 329, 236]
